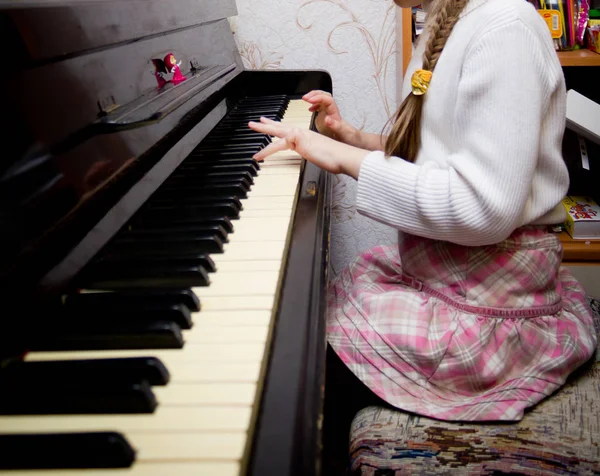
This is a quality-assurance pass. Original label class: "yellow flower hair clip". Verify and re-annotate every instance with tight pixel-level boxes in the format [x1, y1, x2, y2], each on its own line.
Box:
[411, 69, 432, 96]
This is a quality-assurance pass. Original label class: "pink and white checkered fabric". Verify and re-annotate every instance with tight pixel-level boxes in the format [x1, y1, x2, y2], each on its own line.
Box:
[327, 227, 598, 421]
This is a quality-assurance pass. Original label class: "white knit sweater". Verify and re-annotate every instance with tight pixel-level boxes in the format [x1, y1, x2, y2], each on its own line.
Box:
[356, 0, 569, 246]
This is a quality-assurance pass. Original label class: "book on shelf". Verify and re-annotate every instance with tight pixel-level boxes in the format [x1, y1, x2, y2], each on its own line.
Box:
[562, 195, 600, 239]
[412, 6, 426, 41]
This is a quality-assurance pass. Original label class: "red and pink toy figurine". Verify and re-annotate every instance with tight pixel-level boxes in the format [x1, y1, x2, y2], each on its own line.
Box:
[164, 53, 187, 85]
[151, 52, 187, 89]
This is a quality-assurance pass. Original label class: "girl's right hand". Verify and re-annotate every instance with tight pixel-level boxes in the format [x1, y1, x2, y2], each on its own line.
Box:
[302, 90, 345, 141]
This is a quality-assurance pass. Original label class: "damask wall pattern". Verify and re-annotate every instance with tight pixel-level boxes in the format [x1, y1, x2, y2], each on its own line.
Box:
[230, 0, 399, 275]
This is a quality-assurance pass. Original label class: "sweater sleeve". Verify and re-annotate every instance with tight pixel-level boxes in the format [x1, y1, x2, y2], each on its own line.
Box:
[356, 19, 560, 246]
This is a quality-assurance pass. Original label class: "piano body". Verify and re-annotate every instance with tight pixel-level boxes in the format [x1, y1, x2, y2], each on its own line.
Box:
[0, 1, 331, 474]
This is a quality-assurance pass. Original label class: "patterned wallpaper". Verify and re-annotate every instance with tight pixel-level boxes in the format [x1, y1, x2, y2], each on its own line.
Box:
[230, 0, 399, 275]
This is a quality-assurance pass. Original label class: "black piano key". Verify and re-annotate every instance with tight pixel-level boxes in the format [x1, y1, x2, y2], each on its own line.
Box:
[194, 139, 263, 148]
[211, 125, 269, 135]
[158, 183, 248, 199]
[223, 111, 279, 117]
[210, 126, 270, 136]
[239, 93, 287, 100]
[201, 135, 270, 146]
[207, 130, 265, 137]
[177, 163, 258, 176]
[131, 215, 234, 233]
[0, 432, 135, 469]
[220, 113, 278, 122]
[65, 288, 202, 312]
[165, 174, 252, 190]
[236, 97, 287, 104]
[31, 321, 185, 351]
[179, 158, 260, 170]
[86, 262, 209, 289]
[1, 357, 170, 386]
[184, 154, 262, 165]
[169, 169, 256, 180]
[203, 128, 269, 136]
[87, 304, 194, 329]
[123, 224, 228, 243]
[190, 147, 262, 158]
[188, 149, 262, 159]
[0, 380, 157, 414]
[148, 194, 238, 208]
[220, 117, 279, 126]
[229, 107, 286, 115]
[96, 255, 216, 275]
[142, 201, 241, 219]
[111, 234, 224, 254]
[193, 143, 262, 152]
[179, 157, 260, 167]
[148, 195, 242, 210]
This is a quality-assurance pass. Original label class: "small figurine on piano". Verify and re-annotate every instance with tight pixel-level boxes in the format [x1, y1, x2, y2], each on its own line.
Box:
[150, 53, 187, 89]
[163, 53, 187, 85]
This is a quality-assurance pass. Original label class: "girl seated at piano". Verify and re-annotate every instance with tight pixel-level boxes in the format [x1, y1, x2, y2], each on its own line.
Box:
[249, 0, 597, 435]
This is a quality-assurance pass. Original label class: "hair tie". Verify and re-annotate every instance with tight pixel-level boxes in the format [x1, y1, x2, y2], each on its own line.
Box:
[411, 69, 432, 96]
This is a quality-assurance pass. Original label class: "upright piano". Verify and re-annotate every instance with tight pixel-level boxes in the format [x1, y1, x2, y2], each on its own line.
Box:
[0, 1, 331, 474]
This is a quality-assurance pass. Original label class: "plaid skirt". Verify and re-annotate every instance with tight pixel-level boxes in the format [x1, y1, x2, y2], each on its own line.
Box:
[327, 227, 598, 421]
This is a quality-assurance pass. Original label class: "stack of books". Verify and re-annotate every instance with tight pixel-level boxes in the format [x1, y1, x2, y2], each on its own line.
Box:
[562, 196, 600, 240]
[562, 91, 600, 241]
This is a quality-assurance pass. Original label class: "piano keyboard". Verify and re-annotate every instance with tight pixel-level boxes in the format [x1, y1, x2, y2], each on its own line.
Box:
[0, 98, 313, 475]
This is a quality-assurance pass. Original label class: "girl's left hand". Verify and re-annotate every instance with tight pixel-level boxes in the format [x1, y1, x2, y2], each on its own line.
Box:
[248, 117, 368, 178]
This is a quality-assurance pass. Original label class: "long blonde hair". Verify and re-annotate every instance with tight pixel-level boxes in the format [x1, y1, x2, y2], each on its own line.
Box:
[385, 0, 469, 162]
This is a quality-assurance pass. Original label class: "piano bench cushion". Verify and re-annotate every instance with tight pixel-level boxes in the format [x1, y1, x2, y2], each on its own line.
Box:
[348, 297, 600, 476]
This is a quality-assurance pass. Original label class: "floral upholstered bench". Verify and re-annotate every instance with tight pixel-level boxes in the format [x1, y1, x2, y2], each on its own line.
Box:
[348, 299, 600, 475]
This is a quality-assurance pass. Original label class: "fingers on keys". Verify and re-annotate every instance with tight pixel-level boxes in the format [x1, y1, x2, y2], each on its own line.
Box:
[252, 137, 291, 161]
[248, 118, 284, 138]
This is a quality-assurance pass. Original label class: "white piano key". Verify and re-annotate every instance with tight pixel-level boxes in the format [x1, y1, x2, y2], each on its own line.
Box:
[0, 407, 252, 433]
[26, 343, 267, 364]
[214, 260, 282, 272]
[184, 325, 269, 344]
[239, 209, 293, 218]
[212, 241, 286, 261]
[228, 217, 291, 241]
[247, 186, 299, 197]
[171, 362, 262, 383]
[0, 462, 241, 476]
[240, 195, 295, 210]
[193, 310, 272, 326]
[200, 295, 275, 311]
[195, 270, 280, 297]
[247, 179, 299, 197]
[132, 432, 246, 461]
[258, 166, 301, 175]
[153, 383, 257, 406]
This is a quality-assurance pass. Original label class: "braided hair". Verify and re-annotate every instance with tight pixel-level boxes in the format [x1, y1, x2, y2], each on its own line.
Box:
[385, 0, 470, 162]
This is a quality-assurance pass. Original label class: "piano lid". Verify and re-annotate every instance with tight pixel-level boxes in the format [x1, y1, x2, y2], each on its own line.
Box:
[0, 0, 242, 292]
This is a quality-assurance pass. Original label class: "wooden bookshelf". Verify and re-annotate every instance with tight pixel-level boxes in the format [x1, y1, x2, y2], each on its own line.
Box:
[400, 9, 600, 69]
[558, 49, 600, 67]
[559, 232, 600, 263]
